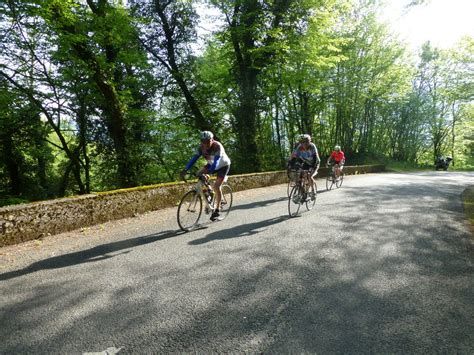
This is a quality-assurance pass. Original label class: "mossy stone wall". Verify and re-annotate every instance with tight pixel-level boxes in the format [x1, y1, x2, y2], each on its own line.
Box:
[0, 165, 384, 247]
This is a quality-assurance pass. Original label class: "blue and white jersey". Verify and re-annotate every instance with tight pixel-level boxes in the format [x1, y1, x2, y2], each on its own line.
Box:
[291, 142, 320, 166]
[185, 140, 231, 173]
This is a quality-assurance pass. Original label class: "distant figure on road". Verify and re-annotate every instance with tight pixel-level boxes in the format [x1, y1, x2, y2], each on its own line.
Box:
[435, 156, 453, 171]
[181, 131, 231, 221]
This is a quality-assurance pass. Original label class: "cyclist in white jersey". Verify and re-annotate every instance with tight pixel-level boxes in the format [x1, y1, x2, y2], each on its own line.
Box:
[181, 131, 231, 221]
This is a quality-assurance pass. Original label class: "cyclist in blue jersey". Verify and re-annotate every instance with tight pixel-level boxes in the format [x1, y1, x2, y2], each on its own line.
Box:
[288, 134, 320, 188]
[181, 131, 231, 221]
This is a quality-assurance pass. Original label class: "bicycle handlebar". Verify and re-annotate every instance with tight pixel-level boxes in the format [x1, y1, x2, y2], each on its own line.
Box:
[181, 169, 212, 188]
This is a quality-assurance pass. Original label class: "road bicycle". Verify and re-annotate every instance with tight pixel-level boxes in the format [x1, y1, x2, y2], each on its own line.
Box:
[288, 161, 317, 217]
[177, 171, 233, 231]
[326, 163, 344, 190]
[287, 168, 298, 197]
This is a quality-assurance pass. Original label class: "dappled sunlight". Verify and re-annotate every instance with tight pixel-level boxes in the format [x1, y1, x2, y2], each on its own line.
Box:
[188, 216, 289, 245]
[0, 230, 182, 281]
[1, 173, 473, 352]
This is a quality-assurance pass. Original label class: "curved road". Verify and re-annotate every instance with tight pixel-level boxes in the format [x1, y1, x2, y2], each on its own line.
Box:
[1, 172, 473, 353]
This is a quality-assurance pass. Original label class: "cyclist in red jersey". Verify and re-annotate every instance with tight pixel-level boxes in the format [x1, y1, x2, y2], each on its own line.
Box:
[327, 145, 345, 178]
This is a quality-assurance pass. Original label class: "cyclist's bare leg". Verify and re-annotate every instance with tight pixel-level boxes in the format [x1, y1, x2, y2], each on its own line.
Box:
[309, 169, 317, 196]
[213, 176, 224, 210]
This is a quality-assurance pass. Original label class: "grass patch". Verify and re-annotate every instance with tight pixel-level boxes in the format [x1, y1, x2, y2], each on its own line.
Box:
[347, 153, 432, 173]
[0, 196, 30, 207]
[462, 187, 474, 231]
[450, 166, 474, 172]
[385, 161, 432, 173]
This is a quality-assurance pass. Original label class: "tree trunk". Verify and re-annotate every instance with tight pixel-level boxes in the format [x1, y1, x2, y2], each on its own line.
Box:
[233, 66, 260, 173]
[151, 2, 210, 131]
[51, 2, 135, 188]
[3, 133, 22, 196]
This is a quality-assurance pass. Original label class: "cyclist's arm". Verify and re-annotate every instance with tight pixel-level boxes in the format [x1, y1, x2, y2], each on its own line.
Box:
[207, 155, 221, 173]
[311, 146, 320, 171]
[288, 146, 300, 168]
[184, 151, 202, 171]
[327, 151, 336, 166]
[290, 144, 301, 159]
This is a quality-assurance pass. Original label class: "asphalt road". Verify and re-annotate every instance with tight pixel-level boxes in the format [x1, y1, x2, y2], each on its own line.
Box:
[1, 171, 473, 354]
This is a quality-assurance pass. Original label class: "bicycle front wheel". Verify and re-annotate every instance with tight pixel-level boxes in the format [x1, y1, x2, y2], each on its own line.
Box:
[326, 175, 333, 190]
[288, 184, 303, 217]
[287, 180, 294, 197]
[217, 184, 233, 220]
[287, 170, 297, 197]
[306, 182, 317, 210]
[336, 174, 344, 188]
[177, 191, 202, 231]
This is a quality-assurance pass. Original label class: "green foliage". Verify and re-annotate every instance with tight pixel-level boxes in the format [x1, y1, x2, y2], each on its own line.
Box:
[0, 196, 30, 207]
[0, 0, 473, 207]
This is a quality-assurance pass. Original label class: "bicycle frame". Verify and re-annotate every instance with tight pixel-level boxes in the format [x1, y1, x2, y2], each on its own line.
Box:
[194, 175, 215, 209]
[288, 167, 317, 217]
[178, 172, 233, 231]
[327, 163, 340, 179]
[296, 169, 312, 192]
[326, 163, 344, 190]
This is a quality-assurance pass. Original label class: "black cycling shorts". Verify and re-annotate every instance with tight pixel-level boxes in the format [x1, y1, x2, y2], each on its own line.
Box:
[214, 165, 230, 179]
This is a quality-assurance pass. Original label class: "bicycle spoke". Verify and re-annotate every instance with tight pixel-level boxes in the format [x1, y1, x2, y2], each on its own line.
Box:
[177, 191, 202, 231]
[306, 182, 317, 210]
[217, 184, 233, 221]
[288, 185, 303, 217]
[326, 175, 333, 190]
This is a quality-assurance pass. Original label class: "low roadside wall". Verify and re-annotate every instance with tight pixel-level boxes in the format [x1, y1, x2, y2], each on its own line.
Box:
[0, 165, 384, 247]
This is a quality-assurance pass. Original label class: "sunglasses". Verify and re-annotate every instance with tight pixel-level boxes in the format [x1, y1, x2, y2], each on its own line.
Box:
[201, 139, 211, 143]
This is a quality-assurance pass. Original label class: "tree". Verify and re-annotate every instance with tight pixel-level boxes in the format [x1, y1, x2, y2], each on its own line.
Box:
[0, 0, 87, 195]
[210, 0, 307, 173]
[44, 0, 155, 188]
[132, 0, 212, 131]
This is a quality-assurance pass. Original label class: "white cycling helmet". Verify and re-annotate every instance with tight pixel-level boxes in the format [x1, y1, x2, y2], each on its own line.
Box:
[300, 134, 311, 142]
[200, 131, 214, 141]
[334, 145, 341, 151]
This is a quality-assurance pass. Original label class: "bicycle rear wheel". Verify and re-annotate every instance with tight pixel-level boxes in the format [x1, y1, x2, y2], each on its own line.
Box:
[306, 182, 317, 210]
[216, 184, 233, 220]
[326, 175, 334, 190]
[336, 174, 344, 188]
[287, 170, 297, 197]
[177, 191, 202, 231]
[288, 184, 303, 217]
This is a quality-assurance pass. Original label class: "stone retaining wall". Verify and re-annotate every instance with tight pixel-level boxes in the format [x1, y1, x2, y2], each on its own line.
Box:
[0, 165, 384, 247]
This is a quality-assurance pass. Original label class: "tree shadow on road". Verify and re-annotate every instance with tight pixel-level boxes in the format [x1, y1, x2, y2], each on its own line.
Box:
[2, 177, 474, 353]
[231, 196, 288, 211]
[0, 229, 183, 281]
[230, 190, 329, 213]
[189, 215, 289, 245]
